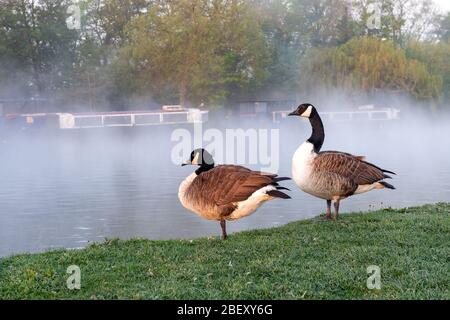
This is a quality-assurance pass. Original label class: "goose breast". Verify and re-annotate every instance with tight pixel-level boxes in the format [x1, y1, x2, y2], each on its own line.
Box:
[292, 141, 317, 192]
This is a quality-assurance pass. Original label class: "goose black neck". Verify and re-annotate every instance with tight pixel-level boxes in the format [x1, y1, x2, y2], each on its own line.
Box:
[195, 163, 214, 175]
[307, 110, 325, 153]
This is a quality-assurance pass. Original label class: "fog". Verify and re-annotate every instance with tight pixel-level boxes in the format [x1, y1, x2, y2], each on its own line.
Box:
[1, 95, 449, 257]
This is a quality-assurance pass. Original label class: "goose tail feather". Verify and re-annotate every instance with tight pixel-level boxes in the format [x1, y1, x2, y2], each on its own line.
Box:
[379, 181, 395, 190]
[275, 186, 291, 191]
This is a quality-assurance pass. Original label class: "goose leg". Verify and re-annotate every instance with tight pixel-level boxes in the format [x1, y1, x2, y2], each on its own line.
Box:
[326, 200, 332, 220]
[333, 199, 340, 221]
[220, 220, 228, 240]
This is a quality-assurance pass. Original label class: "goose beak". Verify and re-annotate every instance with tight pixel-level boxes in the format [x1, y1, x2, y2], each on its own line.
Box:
[288, 110, 298, 116]
[181, 161, 190, 166]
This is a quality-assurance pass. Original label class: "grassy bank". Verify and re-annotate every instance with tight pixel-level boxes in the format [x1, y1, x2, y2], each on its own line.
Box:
[1, 203, 449, 299]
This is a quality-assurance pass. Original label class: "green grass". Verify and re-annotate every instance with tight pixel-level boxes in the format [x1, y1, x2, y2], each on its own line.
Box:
[1, 203, 449, 299]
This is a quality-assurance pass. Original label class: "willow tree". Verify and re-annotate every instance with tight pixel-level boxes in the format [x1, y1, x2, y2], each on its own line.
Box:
[406, 40, 450, 103]
[121, 0, 269, 106]
[299, 37, 442, 101]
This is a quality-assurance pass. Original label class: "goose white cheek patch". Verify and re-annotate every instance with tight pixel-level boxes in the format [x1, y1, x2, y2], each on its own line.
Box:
[301, 105, 313, 118]
[192, 152, 200, 165]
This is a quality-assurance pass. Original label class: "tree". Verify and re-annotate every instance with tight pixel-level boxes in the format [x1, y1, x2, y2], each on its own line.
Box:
[82, 0, 151, 48]
[435, 12, 450, 42]
[406, 40, 450, 103]
[354, 0, 440, 45]
[0, 0, 447, 109]
[120, 0, 270, 106]
[0, 0, 78, 96]
[251, 0, 362, 95]
[299, 37, 443, 100]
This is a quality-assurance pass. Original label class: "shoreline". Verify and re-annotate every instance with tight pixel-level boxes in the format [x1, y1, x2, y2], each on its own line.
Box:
[1, 203, 449, 299]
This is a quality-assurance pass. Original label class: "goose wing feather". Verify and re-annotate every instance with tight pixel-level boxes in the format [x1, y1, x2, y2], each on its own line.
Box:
[313, 151, 388, 185]
[186, 165, 277, 209]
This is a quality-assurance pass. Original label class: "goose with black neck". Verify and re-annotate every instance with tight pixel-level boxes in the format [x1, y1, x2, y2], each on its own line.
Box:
[179, 148, 291, 239]
[289, 103, 396, 220]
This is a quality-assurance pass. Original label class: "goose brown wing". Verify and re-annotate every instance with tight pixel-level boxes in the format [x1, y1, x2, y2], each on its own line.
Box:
[188, 165, 276, 207]
[313, 151, 388, 185]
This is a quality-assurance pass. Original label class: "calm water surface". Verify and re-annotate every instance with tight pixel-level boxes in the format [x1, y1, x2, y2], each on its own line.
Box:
[0, 117, 449, 257]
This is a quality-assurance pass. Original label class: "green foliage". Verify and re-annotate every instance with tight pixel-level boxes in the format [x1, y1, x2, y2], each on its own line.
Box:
[436, 13, 450, 42]
[119, 0, 269, 106]
[406, 40, 450, 103]
[1, 203, 449, 299]
[0, 0, 448, 108]
[0, 0, 78, 95]
[300, 37, 444, 100]
[82, 0, 150, 47]
[254, 0, 360, 94]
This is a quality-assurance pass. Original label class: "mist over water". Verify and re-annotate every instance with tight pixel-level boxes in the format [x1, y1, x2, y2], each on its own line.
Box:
[1, 107, 450, 257]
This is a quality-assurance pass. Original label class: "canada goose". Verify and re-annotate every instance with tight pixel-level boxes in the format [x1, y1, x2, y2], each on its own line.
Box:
[289, 103, 395, 220]
[179, 148, 290, 239]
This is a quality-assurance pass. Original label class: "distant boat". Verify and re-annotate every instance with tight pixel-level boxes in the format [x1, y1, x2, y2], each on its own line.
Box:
[273, 106, 400, 123]
[0, 108, 209, 131]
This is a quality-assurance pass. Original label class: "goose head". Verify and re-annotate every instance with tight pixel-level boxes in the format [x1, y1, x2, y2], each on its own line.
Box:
[288, 102, 325, 152]
[288, 103, 316, 118]
[182, 148, 215, 174]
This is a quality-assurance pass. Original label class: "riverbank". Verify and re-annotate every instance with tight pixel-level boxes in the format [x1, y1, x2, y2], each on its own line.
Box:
[0, 203, 449, 299]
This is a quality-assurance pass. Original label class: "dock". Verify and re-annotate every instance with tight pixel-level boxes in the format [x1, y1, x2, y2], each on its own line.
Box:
[0, 108, 208, 130]
[272, 108, 400, 123]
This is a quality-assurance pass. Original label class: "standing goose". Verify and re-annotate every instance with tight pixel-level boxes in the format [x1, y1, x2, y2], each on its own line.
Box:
[179, 148, 290, 239]
[289, 103, 395, 220]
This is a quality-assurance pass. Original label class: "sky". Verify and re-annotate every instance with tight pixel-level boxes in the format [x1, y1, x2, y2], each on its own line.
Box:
[434, 0, 450, 13]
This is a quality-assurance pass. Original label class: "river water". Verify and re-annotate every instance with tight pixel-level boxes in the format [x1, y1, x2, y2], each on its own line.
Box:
[1, 115, 449, 257]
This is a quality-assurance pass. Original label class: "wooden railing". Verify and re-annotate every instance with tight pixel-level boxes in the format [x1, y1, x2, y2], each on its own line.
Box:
[59, 109, 208, 129]
[272, 108, 400, 123]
